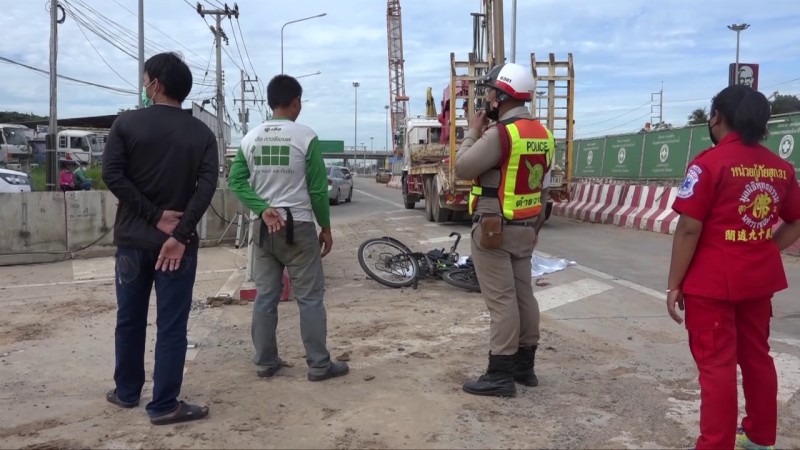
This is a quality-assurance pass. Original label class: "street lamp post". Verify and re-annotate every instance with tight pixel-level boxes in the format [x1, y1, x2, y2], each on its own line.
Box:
[352, 81, 360, 170]
[281, 13, 326, 74]
[727, 23, 750, 85]
[536, 90, 545, 118]
[384, 105, 389, 152]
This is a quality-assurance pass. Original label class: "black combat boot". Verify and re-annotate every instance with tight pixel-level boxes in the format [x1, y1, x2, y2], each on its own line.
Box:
[513, 345, 538, 387]
[462, 353, 516, 397]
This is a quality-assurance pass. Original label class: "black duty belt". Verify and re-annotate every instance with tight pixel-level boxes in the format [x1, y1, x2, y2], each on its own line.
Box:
[259, 207, 296, 246]
[472, 214, 536, 228]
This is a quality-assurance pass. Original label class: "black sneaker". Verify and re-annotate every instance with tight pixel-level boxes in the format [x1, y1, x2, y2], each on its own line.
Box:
[308, 361, 350, 382]
[256, 365, 282, 378]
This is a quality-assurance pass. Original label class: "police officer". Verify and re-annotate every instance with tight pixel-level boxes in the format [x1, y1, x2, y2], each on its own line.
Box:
[668, 84, 800, 449]
[455, 63, 554, 397]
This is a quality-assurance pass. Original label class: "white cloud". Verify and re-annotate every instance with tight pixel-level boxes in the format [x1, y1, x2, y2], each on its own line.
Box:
[1, 0, 798, 145]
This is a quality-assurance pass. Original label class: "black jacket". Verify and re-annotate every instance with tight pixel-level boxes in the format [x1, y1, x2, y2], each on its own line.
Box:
[102, 105, 219, 251]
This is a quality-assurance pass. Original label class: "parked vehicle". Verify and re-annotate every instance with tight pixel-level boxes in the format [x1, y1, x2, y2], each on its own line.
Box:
[57, 130, 103, 165]
[328, 165, 353, 205]
[375, 168, 391, 183]
[0, 167, 32, 193]
[0, 124, 32, 168]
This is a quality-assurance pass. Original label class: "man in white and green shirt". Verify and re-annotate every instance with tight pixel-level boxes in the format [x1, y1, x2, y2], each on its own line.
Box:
[228, 74, 349, 382]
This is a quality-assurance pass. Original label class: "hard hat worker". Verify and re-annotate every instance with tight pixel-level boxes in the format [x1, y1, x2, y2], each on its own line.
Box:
[668, 84, 800, 449]
[455, 62, 554, 397]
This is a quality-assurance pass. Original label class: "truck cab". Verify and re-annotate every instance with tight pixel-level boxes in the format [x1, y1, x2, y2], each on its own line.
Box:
[0, 124, 32, 168]
[57, 130, 103, 165]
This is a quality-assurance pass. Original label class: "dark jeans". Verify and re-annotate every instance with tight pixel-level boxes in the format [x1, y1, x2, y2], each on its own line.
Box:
[113, 247, 197, 417]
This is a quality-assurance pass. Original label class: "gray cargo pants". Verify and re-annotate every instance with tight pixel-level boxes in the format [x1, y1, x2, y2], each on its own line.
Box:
[252, 220, 332, 376]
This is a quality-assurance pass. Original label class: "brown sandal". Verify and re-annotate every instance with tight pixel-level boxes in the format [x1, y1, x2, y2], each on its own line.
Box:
[150, 401, 209, 425]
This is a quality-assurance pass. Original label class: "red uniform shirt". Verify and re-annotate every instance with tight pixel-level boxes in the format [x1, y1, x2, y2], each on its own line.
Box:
[672, 131, 800, 300]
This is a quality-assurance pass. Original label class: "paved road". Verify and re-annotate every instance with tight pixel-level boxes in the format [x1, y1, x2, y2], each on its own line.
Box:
[351, 179, 800, 348]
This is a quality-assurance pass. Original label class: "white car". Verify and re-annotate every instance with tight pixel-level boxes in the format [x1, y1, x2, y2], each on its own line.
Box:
[0, 168, 31, 193]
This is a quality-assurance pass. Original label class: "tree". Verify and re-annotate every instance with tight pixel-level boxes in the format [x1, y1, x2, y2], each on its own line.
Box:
[0, 111, 47, 123]
[771, 95, 800, 115]
[687, 107, 708, 125]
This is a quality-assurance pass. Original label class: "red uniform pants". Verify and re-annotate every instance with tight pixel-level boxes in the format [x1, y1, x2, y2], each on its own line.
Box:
[684, 295, 777, 449]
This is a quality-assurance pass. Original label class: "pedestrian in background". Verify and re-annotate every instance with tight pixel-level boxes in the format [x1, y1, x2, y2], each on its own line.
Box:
[455, 63, 553, 397]
[102, 52, 218, 425]
[667, 84, 800, 449]
[228, 74, 349, 382]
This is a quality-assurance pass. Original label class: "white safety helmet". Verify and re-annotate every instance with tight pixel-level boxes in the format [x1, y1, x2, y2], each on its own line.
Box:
[478, 63, 534, 102]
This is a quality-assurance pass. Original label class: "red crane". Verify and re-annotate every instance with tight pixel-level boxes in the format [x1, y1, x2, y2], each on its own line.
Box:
[386, 0, 409, 157]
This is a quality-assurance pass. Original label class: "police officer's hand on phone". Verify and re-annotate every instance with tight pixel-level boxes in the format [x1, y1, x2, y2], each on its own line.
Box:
[469, 110, 489, 134]
[666, 288, 684, 324]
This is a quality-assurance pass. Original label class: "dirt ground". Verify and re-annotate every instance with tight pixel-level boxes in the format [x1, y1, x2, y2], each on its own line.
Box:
[2, 206, 799, 449]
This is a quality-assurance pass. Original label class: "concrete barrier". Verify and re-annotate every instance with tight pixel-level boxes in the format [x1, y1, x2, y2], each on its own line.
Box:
[387, 176, 402, 189]
[0, 189, 243, 266]
[584, 184, 625, 224]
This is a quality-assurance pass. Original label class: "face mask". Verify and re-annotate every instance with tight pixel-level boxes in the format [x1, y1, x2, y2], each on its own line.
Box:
[141, 80, 155, 107]
[485, 100, 500, 121]
[707, 117, 718, 145]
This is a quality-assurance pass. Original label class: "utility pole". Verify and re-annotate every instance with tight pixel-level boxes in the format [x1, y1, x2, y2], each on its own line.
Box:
[510, 0, 517, 63]
[353, 81, 360, 154]
[651, 82, 664, 128]
[728, 23, 750, 85]
[46, 0, 64, 192]
[197, 2, 238, 185]
[138, 0, 144, 108]
[234, 69, 265, 136]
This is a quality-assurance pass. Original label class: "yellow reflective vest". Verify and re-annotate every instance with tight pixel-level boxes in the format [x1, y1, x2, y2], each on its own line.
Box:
[469, 118, 554, 220]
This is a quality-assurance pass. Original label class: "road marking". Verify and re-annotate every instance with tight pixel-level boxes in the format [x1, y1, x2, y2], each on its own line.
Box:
[537, 278, 614, 312]
[772, 338, 800, 350]
[214, 269, 246, 298]
[72, 257, 116, 280]
[535, 250, 663, 300]
[773, 351, 800, 403]
[667, 351, 800, 431]
[354, 188, 403, 207]
[419, 236, 470, 245]
[385, 215, 422, 221]
[2, 268, 237, 290]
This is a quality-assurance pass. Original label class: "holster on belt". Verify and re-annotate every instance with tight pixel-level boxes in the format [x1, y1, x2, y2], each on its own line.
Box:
[479, 213, 503, 250]
[258, 207, 295, 246]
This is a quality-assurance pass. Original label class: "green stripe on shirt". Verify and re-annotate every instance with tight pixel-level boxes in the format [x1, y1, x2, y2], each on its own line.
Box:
[305, 137, 331, 228]
[228, 147, 269, 216]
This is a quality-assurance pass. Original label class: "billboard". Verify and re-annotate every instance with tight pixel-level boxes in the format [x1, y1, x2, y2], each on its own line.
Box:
[602, 134, 644, 178]
[728, 63, 759, 91]
[641, 128, 692, 178]
[764, 116, 800, 176]
[574, 138, 605, 177]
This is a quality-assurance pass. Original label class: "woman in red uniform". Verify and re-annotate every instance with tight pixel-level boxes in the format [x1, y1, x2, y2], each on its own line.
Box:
[668, 84, 800, 450]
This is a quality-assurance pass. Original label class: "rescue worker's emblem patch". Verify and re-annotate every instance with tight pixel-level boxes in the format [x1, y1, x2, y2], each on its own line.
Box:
[677, 165, 702, 199]
[525, 160, 543, 190]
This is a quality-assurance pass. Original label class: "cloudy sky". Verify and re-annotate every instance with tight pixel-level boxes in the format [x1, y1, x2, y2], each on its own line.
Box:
[2, 0, 799, 148]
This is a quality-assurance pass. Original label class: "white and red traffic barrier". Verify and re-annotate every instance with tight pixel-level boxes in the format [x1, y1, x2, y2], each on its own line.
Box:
[615, 185, 679, 234]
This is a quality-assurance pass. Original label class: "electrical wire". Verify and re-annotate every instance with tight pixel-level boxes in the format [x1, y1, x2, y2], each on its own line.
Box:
[0, 55, 137, 94]
[69, 9, 136, 89]
[577, 100, 651, 128]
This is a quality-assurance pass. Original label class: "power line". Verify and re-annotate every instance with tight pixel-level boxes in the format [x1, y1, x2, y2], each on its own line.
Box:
[577, 111, 652, 138]
[69, 7, 136, 88]
[109, 0, 205, 61]
[0, 55, 136, 95]
[578, 100, 651, 128]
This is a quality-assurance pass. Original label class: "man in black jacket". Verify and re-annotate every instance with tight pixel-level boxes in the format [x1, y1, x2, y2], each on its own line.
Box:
[102, 52, 218, 425]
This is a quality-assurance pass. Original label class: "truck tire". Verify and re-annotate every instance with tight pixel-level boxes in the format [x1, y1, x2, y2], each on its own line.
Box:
[402, 175, 415, 209]
[431, 177, 449, 223]
[424, 178, 434, 222]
